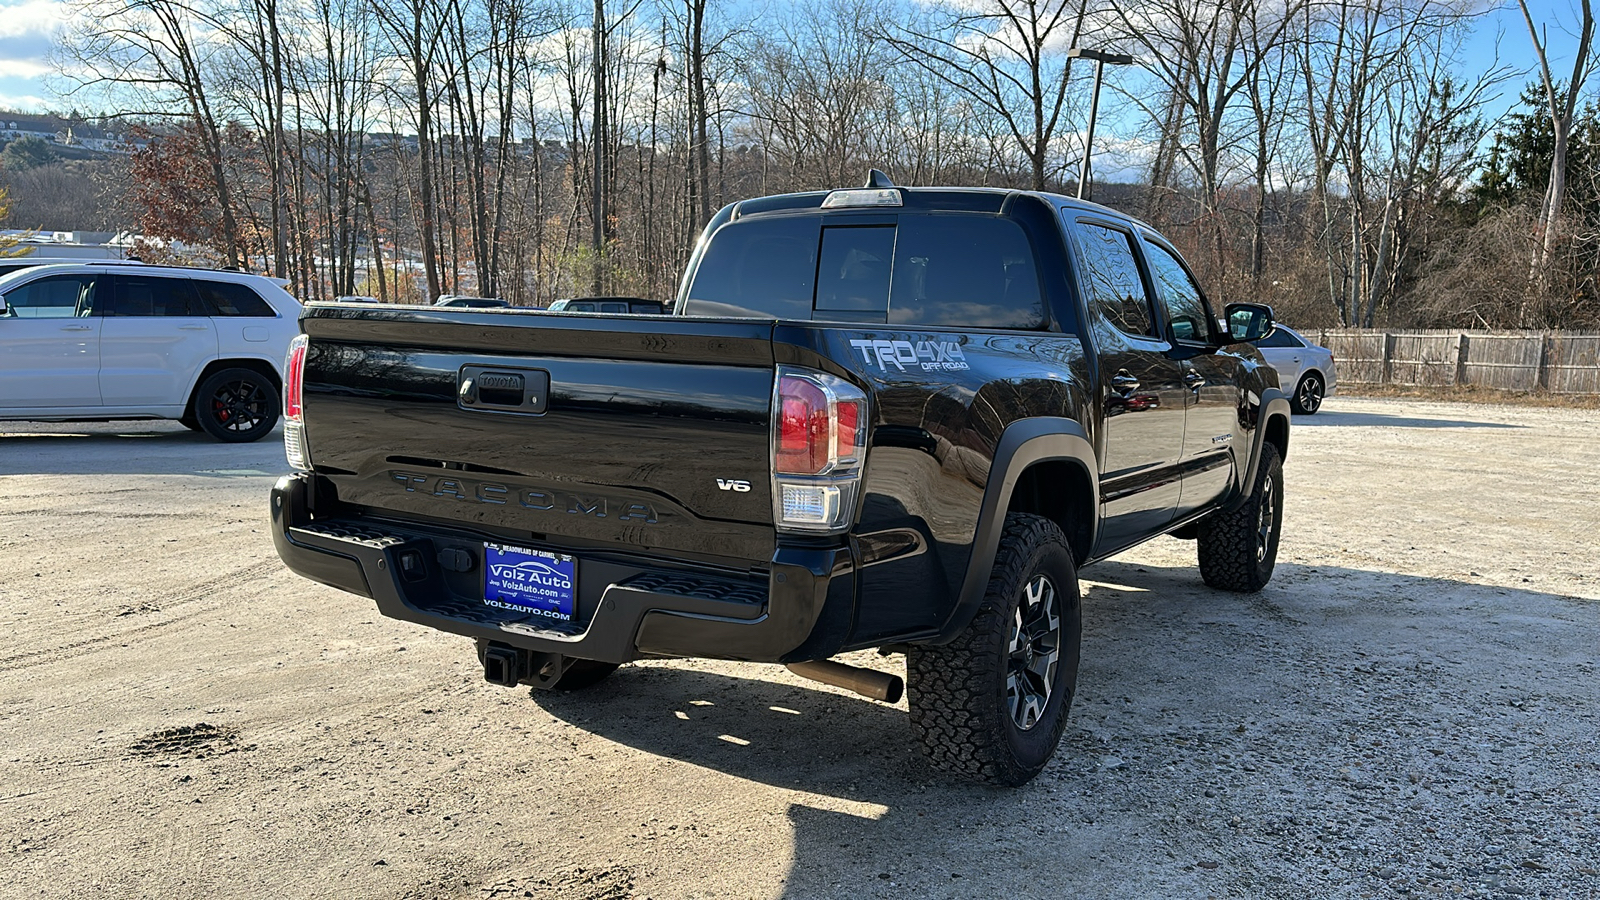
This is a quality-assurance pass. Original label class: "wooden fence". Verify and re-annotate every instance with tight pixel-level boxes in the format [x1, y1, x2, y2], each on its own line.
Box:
[1310, 329, 1600, 394]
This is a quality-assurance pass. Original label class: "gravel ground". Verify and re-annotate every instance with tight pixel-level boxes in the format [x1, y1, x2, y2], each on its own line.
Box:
[0, 397, 1596, 899]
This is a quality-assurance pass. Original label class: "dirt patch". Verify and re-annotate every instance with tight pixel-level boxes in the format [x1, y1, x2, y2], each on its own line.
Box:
[128, 723, 241, 760]
[476, 866, 639, 900]
[1, 407, 1597, 899]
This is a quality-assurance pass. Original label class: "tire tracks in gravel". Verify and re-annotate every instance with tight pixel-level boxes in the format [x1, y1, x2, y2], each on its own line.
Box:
[0, 559, 280, 673]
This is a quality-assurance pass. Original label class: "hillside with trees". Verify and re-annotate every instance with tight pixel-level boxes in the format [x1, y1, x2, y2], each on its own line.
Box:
[21, 0, 1598, 328]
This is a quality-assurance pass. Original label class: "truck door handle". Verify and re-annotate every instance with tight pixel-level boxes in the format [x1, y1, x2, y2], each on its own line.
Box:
[1184, 371, 1206, 390]
[1111, 371, 1140, 394]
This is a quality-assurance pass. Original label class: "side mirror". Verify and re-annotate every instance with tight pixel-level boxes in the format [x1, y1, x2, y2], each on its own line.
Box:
[1224, 302, 1275, 343]
[0, 294, 9, 316]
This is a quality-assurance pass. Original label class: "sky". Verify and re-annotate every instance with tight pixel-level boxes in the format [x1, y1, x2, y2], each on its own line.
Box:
[0, 0, 1584, 130]
[0, 0, 67, 112]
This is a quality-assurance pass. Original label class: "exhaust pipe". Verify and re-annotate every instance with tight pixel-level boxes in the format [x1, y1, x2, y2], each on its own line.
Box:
[482, 645, 521, 687]
[786, 660, 904, 703]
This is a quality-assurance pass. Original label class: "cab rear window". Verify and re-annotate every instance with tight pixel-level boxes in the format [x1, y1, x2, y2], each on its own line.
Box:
[682, 213, 1045, 329]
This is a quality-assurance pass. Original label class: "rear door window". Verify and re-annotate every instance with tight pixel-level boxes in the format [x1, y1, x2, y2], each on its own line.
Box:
[104, 275, 202, 316]
[1072, 223, 1156, 338]
[195, 280, 276, 317]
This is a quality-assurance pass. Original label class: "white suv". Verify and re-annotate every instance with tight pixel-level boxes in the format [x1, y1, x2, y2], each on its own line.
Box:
[0, 263, 302, 442]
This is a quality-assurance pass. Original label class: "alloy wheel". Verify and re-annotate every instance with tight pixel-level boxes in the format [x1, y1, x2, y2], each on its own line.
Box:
[211, 379, 269, 433]
[1006, 574, 1061, 730]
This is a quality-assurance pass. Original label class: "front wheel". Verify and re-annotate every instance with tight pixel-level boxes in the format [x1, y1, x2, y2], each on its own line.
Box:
[1196, 442, 1284, 592]
[906, 513, 1082, 786]
[193, 368, 280, 443]
[1291, 372, 1324, 415]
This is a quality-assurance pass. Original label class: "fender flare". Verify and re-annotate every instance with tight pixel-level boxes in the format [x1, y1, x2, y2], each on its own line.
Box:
[931, 417, 1098, 644]
[1231, 386, 1292, 511]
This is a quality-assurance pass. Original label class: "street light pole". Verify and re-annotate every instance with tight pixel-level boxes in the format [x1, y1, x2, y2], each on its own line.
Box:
[1068, 48, 1134, 201]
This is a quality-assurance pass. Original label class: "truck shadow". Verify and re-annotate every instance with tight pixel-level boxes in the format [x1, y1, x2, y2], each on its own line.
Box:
[1297, 409, 1522, 429]
[537, 560, 1598, 898]
[0, 424, 286, 476]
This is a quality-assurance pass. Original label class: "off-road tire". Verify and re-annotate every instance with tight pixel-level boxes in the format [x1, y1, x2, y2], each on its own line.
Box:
[1197, 442, 1284, 592]
[548, 659, 620, 691]
[193, 367, 280, 443]
[906, 513, 1081, 786]
[1291, 373, 1324, 415]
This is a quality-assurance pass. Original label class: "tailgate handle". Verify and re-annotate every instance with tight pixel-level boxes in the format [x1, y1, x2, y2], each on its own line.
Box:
[458, 366, 549, 415]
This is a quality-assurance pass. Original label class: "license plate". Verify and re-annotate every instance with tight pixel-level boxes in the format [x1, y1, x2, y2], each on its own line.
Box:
[483, 542, 576, 623]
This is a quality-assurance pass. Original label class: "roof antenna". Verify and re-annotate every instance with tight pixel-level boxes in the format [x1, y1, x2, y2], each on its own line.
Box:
[864, 169, 895, 188]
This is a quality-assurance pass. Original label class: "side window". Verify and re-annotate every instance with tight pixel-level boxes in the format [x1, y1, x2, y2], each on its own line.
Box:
[1255, 328, 1304, 349]
[194, 280, 275, 317]
[2, 274, 99, 318]
[682, 215, 819, 318]
[105, 275, 201, 317]
[1072, 223, 1155, 338]
[889, 215, 1044, 329]
[1142, 240, 1214, 343]
[815, 225, 893, 317]
[598, 302, 629, 314]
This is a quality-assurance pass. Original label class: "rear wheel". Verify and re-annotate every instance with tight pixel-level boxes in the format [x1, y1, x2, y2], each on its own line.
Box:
[1196, 442, 1284, 592]
[1291, 372, 1324, 414]
[906, 513, 1081, 786]
[193, 368, 279, 443]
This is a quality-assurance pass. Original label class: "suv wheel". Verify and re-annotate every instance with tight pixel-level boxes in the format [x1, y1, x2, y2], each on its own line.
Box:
[1196, 442, 1284, 592]
[193, 368, 280, 443]
[906, 513, 1081, 786]
[1291, 372, 1324, 414]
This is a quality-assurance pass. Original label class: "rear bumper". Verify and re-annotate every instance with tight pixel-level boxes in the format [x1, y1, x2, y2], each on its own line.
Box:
[270, 473, 854, 664]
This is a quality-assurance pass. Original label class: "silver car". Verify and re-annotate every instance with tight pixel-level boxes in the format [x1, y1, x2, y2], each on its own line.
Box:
[1253, 324, 1337, 414]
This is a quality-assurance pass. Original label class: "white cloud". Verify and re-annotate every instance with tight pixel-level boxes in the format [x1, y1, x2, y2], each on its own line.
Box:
[0, 0, 67, 38]
[0, 59, 50, 79]
[0, 89, 54, 110]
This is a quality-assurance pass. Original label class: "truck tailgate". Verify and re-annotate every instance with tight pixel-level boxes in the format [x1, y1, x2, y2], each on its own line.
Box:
[299, 307, 778, 564]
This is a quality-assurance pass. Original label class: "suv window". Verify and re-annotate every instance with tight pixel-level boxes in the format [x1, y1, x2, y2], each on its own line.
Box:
[1141, 240, 1214, 343]
[195, 279, 276, 317]
[104, 274, 202, 316]
[1073, 223, 1155, 338]
[2, 273, 99, 318]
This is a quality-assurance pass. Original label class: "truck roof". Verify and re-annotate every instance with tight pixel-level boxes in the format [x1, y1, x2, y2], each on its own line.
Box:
[726, 184, 1154, 232]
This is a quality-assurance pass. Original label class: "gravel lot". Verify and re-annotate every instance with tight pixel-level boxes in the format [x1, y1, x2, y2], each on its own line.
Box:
[1, 397, 1596, 900]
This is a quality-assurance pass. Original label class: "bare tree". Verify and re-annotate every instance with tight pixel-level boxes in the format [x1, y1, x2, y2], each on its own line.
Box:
[1517, 0, 1595, 295]
[63, 0, 245, 265]
[883, 0, 1094, 191]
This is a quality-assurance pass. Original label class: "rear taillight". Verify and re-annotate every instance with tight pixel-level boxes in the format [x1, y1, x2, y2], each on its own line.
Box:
[771, 366, 867, 533]
[283, 334, 310, 470]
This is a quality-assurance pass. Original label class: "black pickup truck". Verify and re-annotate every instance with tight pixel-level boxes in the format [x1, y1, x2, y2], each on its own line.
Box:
[271, 176, 1291, 785]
